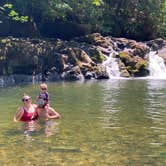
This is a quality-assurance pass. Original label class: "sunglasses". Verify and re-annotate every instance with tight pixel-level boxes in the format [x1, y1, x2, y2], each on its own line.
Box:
[22, 98, 30, 102]
[41, 88, 47, 90]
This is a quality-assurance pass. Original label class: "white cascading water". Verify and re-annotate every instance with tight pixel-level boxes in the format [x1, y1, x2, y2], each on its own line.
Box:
[102, 47, 166, 79]
[102, 51, 121, 78]
[148, 51, 166, 79]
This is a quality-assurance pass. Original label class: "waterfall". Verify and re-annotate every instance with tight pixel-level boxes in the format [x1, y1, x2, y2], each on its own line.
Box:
[148, 51, 166, 79]
[102, 48, 166, 79]
[102, 51, 121, 78]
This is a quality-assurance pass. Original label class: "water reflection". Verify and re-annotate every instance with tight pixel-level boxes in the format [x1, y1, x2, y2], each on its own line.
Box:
[147, 79, 166, 91]
[146, 80, 166, 137]
[100, 79, 166, 127]
[22, 121, 38, 140]
[42, 120, 59, 137]
[22, 120, 59, 140]
[100, 79, 150, 128]
[98, 79, 166, 165]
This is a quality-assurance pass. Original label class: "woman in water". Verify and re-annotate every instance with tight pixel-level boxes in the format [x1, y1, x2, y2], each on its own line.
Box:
[13, 95, 38, 122]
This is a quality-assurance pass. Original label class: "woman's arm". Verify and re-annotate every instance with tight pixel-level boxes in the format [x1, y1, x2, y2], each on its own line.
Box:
[13, 107, 24, 122]
[47, 107, 60, 119]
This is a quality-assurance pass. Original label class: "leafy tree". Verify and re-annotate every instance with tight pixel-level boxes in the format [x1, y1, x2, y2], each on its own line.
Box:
[0, 3, 28, 23]
[1, 0, 166, 39]
[3, 3, 28, 22]
[101, 0, 166, 40]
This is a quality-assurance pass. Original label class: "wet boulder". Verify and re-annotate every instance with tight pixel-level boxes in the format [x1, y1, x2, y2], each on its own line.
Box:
[94, 65, 109, 79]
[61, 66, 83, 80]
[147, 38, 165, 51]
[118, 51, 149, 77]
[157, 49, 166, 63]
[84, 71, 95, 79]
[119, 61, 130, 77]
[86, 47, 105, 63]
[76, 33, 111, 48]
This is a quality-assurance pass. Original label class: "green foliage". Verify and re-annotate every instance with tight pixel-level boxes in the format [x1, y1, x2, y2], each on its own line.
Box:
[13, 0, 72, 21]
[19, 16, 28, 23]
[3, 3, 13, 9]
[1, 0, 166, 39]
[101, 0, 166, 39]
[3, 3, 28, 23]
[8, 10, 18, 17]
[92, 0, 103, 6]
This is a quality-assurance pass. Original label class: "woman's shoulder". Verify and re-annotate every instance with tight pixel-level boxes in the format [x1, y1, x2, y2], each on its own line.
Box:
[18, 106, 24, 111]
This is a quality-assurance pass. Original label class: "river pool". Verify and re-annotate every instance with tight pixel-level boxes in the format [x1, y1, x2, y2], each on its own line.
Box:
[0, 79, 166, 165]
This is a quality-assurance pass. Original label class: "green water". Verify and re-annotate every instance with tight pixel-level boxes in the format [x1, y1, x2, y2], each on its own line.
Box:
[0, 79, 166, 165]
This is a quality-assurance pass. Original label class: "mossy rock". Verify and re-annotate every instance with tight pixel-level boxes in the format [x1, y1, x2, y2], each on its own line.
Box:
[78, 33, 110, 47]
[135, 59, 148, 70]
[126, 59, 149, 76]
[133, 68, 149, 77]
[133, 45, 149, 58]
[119, 51, 132, 64]
[94, 65, 109, 79]
[88, 48, 105, 63]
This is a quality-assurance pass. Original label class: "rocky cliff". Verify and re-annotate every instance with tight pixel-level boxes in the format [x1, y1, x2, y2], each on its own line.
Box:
[0, 33, 165, 85]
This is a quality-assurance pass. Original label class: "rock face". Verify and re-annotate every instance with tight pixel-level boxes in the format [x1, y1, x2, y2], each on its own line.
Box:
[118, 50, 149, 77]
[0, 33, 165, 84]
[157, 48, 166, 63]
